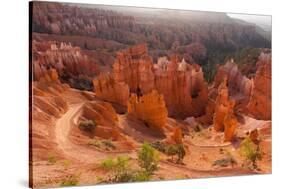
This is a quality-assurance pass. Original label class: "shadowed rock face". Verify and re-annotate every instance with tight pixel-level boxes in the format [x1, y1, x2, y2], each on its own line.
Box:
[128, 90, 168, 133]
[214, 59, 253, 105]
[247, 52, 272, 120]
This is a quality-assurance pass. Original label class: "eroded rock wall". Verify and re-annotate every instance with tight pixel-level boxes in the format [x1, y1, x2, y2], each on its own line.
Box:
[127, 90, 168, 132]
[247, 52, 272, 120]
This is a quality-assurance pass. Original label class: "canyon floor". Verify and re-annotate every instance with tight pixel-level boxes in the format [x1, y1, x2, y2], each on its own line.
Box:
[30, 87, 271, 188]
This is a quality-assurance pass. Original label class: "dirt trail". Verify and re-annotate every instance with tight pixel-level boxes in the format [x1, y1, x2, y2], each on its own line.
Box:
[55, 103, 135, 163]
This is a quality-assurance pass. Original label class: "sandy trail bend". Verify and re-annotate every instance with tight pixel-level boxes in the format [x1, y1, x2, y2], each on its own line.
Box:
[55, 103, 134, 164]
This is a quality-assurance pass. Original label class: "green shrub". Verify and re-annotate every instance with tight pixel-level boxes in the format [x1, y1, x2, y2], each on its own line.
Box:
[212, 154, 237, 167]
[163, 144, 186, 164]
[165, 145, 178, 161]
[79, 119, 97, 132]
[101, 157, 115, 170]
[100, 154, 153, 183]
[176, 144, 186, 164]
[132, 171, 151, 182]
[151, 141, 186, 164]
[113, 170, 135, 183]
[240, 137, 263, 169]
[47, 154, 57, 165]
[62, 160, 71, 169]
[102, 140, 116, 150]
[151, 141, 166, 153]
[100, 156, 129, 171]
[138, 142, 159, 174]
[88, 139, 102, 148]
[60, 175, 79, 186]
[100, 156, 134, 183]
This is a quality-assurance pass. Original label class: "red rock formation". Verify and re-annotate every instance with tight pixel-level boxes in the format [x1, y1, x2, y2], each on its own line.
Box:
[223, 113, 238, 142]
[112, 44, 155, 94]
[32, 40, 99, 81]
[214, 59, 253, 104]
[170, 127, 183, 144]
[32, 2, 135, 36]
[127, 90, 168, 132]
[93, 74, 129, 107]
[247, 52, 272, 120]
[95, 44, 208, 119]
[154, 55, 208, 118]
[163, 127, 183, 145]
[213, 78, 235, 132]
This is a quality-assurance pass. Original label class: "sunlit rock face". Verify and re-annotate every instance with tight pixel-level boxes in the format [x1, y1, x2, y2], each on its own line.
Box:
[127, 90, 168, 132]
[32, 40, 99, 81]
[81, 101, 123, 140]
[105, 44, 208, 119]
[214, 59, 253, 106]
[247, 52, 272, 120]
[93, 74, 130, 107]
[223, 113, 238, 142]
[154, 55, 208, 119]
[33, 68, 69, 117]
[112, 44, 155, 94]
[170, 127, 183, 144]
[163, 126, 183, 145]
[213, 78, 235, 132]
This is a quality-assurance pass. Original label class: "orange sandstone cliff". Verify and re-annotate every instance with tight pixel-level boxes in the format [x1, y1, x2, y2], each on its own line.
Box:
[93, 74, 130, 107]
[127, 90, 168, 132]
[112, 44, 155, 94]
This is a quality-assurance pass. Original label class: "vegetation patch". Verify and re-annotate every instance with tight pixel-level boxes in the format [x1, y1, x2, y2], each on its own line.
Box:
[138, 142, 159, 174]
[212, 152, 237, 167]
[60, 175, 79, 186]
[62, 159, 71, 169]
[151, 141, 186, 164]
[47, 154, 57, 165]
[239, 137, 263, 170]
[99, 143, 159, 183]
[79, 119, 97, 133]
[88, 139, 116, 151]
